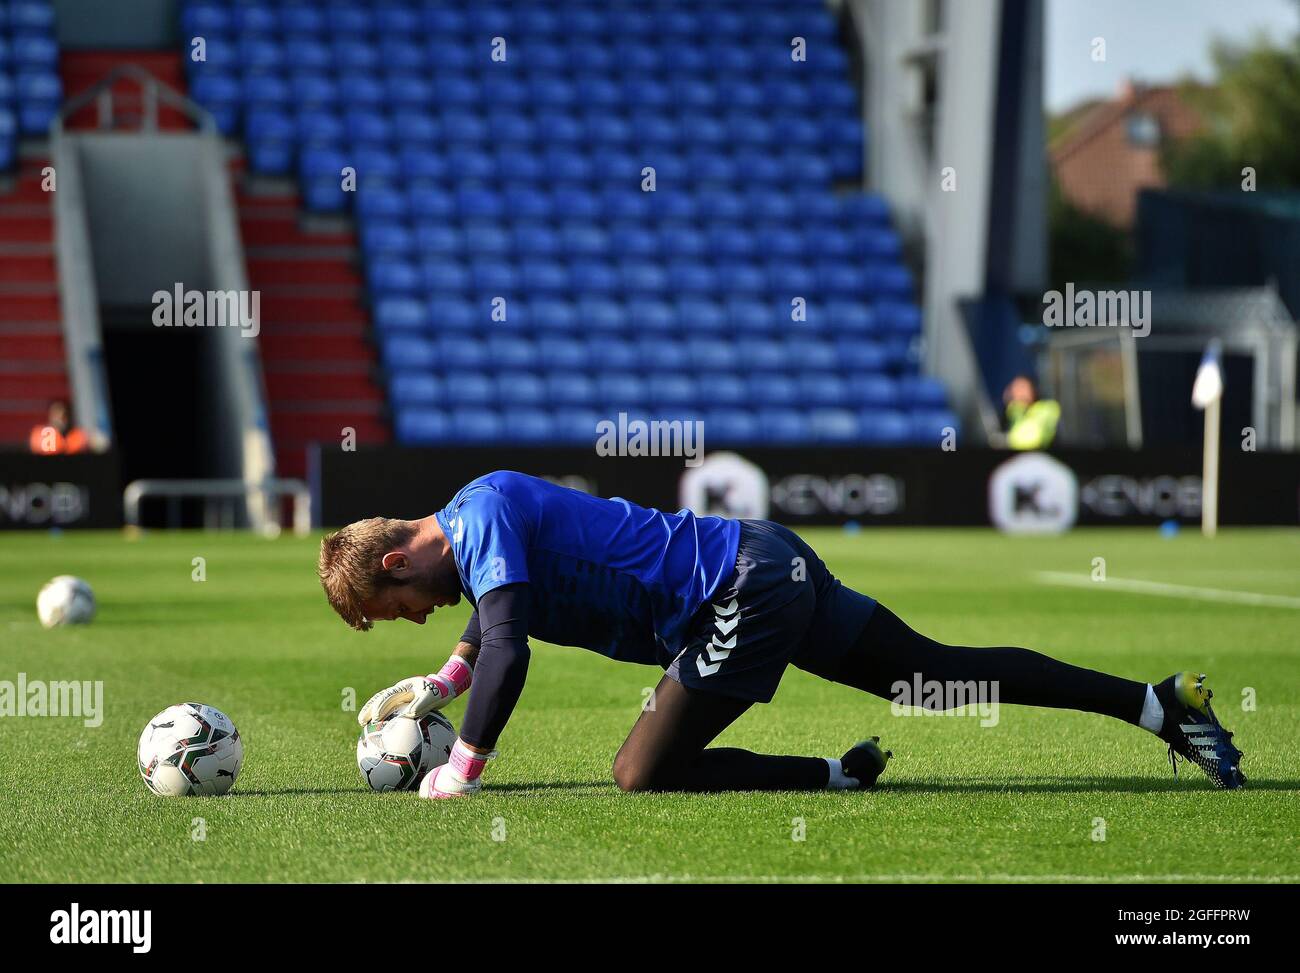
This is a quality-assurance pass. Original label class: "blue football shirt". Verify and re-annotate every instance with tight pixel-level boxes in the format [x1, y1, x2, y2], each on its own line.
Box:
[435, 471, 740, 665]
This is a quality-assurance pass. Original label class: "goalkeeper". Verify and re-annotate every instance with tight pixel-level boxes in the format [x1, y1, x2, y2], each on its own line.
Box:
[319, 471, 1243, 797]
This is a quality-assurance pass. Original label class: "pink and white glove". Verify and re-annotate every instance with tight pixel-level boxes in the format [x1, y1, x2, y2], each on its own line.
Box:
[356, 656, 473, 726]
[418, 739, 494, 799]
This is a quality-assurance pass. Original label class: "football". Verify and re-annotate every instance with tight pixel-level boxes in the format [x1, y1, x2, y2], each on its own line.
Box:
[357, 711, 456, 792]
[138, 703, 244, 796]
[36, 575, 96, 628]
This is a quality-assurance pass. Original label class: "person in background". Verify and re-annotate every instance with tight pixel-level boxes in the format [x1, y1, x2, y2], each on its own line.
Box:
[1003, 375, 1060, 450]
[29, 399, 90, 455]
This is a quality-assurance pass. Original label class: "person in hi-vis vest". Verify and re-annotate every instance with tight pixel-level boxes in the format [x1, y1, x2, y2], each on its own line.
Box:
[1003, 375, 1060, 451]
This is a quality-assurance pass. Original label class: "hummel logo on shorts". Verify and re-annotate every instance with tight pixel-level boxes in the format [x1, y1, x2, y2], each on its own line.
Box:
[696, 598, 739, 677]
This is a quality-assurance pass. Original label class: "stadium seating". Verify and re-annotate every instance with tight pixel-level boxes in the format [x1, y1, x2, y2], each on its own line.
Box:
[182, 0, 958, 446]
[0, 0, 61, 169]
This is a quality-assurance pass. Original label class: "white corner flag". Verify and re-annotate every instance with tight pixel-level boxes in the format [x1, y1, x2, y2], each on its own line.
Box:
[1192, 340, 1224, 410]
[1192, 340, 1224, 537]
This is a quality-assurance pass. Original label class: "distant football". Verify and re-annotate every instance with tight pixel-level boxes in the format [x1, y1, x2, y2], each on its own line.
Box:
[36, 575, 96, 628]
[357, 712, 456, 792]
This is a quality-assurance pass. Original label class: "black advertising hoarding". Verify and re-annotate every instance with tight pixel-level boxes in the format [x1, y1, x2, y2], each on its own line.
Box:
[0, 451, 123, 530]
[313, 446, 1300, 529]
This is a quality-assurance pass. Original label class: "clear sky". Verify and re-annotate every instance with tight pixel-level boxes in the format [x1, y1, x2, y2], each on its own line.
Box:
[1045, 0, 1299, 111]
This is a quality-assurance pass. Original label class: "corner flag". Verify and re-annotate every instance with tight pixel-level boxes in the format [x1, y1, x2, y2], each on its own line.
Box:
[1191, 339, 1224, 410]
[1192, 340, 1223, 537]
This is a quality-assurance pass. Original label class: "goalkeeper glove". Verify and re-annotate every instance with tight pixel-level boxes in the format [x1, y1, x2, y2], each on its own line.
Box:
[356, 655, 473, 726]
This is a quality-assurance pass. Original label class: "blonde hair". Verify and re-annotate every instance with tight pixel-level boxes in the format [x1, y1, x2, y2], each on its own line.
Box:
[317, 518, 416, 631]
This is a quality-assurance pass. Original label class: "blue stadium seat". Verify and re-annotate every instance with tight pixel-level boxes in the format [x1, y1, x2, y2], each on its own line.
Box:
[495, 372, 546, 406]
[810, 408, 861, 443]
[676, 298, 726, 334]
[448, 407, 505, 443]
[858, 409, 913, 445]
[709, 374, 750, 406]
[910, 409, 960, 446]
[428, 297, 478, 333]
[747, 373, 799, 405]
[382, 336, 437, 370]
[280, 5, 326, 34]
[422, 258, 471, 293]
[684, 338, 735, 372]
[413, 224, 462, 257]
[586, 337, 637, 370]
[464, 225, 511, 256]
[361, 219, 410, 256]
[367, 258, 420, 295]
[643, 337, 691, 371]
[0, 109, 16, 171]
[876, 301, 923, 335]
[12, 35, 58, 70]
[758, 408, 812, 443]
[649, 374, 698, 408]
[597, 373, 649, 410]
[390, 374, 444, 406]
[500, 409, 557, 443]
[511, 223, 559, 258]
[538, 339, 591, 371]
[576, 297, 625, 332]
[898, 376, 950, 408]
[547, 373, 598, 406]
[444, 373, 494, 404]
[396, 408, 451, 444]
[553, 408, 603, 444]
[798, 373, 850, 406]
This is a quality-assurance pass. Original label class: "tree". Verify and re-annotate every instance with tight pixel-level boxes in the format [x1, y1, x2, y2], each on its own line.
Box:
[1163, 33, 1300, 190]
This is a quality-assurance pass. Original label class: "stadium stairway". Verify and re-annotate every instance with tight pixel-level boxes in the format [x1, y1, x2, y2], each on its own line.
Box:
[236, 163, 389, 480]
[0, 156, 64, 445]
[19, 43, 389, 477]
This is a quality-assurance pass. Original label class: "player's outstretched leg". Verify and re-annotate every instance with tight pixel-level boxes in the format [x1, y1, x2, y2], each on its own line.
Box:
[828, 604, 1245, 788]
[612, 674, 889, 792]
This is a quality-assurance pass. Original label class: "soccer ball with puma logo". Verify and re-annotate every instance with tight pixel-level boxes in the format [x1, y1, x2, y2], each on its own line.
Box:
[138, 703, 244, 796]
[357, 711, 456, 792]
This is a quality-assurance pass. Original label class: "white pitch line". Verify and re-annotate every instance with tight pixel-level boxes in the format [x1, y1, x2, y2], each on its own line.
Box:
[1035, 571, 1300, 610]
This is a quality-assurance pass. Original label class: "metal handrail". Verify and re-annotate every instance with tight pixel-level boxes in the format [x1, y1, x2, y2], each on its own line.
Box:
[124, 479, 313, 536]
[53, 62, 217, 135]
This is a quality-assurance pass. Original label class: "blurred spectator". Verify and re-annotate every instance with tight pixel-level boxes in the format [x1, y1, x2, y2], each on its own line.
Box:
[29, 399, 90, 455]
[1003, 375, 1060, 450]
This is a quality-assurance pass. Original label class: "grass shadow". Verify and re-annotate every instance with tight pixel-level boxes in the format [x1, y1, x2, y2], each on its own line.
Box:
[878, 776, 1299, 794]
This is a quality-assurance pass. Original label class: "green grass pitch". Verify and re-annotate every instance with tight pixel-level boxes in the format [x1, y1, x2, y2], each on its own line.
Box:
[2, 526, 1297, 883]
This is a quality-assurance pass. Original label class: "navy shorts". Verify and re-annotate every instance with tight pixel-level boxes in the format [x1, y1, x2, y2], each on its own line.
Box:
[665, 520, 877, 703]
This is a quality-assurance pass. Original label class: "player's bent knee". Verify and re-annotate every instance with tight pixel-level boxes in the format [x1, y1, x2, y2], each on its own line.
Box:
[611, 753, 659, 792]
